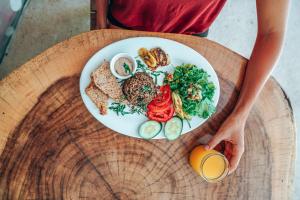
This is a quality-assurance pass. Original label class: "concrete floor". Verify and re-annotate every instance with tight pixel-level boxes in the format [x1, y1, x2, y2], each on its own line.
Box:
[0, 0, 299, 198]
[0, 0, 90, 78]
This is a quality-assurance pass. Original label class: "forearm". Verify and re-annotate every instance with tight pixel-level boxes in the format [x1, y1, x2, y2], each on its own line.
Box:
[233, 32, 284, 120]
[206, 0, 289, 173]
[95, 0, 108, 29]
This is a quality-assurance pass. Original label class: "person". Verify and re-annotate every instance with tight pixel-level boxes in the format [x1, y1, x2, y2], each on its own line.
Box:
[95, 0, 290, 174]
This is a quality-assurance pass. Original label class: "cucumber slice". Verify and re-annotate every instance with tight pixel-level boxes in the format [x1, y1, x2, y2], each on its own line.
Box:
[164, 116, 183, 140]
[139, 120, 162, 139]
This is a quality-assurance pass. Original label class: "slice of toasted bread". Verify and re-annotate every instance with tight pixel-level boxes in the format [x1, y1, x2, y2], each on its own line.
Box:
[92, 61, 123, 100]
[85, 81, 108, 115]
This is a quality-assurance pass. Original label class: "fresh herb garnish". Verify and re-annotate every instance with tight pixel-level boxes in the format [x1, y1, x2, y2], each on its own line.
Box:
[109, 102, 130, 116]
[136, 103, 147, 112]
[123, 63, 133, 75]
[136, 59, 165, 83]
[150, 71, 165, 84]
[165, 63, 216, 118]
[130, 104, 146, 115]
[136, 60, 148, 72]
[185, 119, 191, 128]
[141, 85, 152, 93]
[109, 102, 146, 116]
[150, 71, 165, 76]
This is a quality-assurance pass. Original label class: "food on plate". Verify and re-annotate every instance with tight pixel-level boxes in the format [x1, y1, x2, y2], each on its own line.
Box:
[189, 146, 229, 182]
[84, 45, 217, 141]
[138, 47, 169, 70]
[172, 92, 191, 120]
[108, 102, 130, 116]
[108, 102, 146, 116]
[85, 82, 108, 115]
[164, 116, 183, 141]
[150, 47, 170, 66]
[139, 120, 163, 139]
[165, 64, 216, 119]
[110, 53, 137, 79]
[122, 72, 156, 106]
[92, 61, 123, 100]
[147, 106, 174, 122]
[138, 48, 157, 69]
[147, 85, 174, 122]
[86, 60, 126, 115]
[114, 57, 134, 76]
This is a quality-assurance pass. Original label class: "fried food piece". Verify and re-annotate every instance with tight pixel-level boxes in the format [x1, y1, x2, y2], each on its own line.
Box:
[172, 92, 191, 120]
[85, 82, 108, 115]
[138, 48, 157, 69]
[150, 47, 170, 66]
[92, 61, 123, 100]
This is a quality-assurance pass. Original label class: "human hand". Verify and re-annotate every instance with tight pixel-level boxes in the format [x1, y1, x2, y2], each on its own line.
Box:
[205, 113, 246, 174]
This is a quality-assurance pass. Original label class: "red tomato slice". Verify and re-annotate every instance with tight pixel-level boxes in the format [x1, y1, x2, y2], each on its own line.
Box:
[147, 98, 172, 113]
[164, 105, 175, 119]
[146, 85, 174, 122]
[147, 104, 169, 113]
[147, 105, 174, 122]
[147, 112, 165, 122]
[151, 85, 171, 107]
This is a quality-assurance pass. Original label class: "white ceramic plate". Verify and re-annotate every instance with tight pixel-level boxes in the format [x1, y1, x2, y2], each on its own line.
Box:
[80, 37, 220, 139]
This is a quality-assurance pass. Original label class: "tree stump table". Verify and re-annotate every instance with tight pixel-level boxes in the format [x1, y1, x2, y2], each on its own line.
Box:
[0, 30, 295, 200]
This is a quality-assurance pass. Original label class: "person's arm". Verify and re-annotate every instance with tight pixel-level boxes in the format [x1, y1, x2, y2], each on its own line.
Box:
[206, 0, 290, 173]
[95, 0, 108, 29]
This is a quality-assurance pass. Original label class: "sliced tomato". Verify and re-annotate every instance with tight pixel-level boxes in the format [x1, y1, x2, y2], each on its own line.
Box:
[160, 85, 171, 100]
[146, 84, 174, 122]
[147, 98, 172, 113]
[152, 85, 171, 107]
[147, 105, 174, 122]
[164, 105, 175, 119]
[147, 104, 169, 113]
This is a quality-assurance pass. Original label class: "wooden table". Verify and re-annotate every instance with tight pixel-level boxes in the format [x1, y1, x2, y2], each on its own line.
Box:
[0, 30, 295, 200]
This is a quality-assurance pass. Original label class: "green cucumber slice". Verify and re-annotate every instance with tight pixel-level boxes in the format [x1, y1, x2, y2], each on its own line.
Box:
[164, 116, 183, 140]
[139, 120, 162, 139]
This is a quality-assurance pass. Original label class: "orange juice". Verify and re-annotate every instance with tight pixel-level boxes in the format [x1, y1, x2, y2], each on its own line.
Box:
[189, 145, 228, 182]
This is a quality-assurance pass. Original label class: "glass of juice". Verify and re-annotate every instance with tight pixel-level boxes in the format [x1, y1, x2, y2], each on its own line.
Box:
[189, 145, 229, 183]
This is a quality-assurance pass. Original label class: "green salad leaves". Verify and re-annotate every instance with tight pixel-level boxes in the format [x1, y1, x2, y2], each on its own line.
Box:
[165, 64, 216, 119]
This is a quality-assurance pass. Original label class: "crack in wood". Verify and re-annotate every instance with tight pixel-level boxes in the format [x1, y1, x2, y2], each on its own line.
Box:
[66, 128, 120, 200]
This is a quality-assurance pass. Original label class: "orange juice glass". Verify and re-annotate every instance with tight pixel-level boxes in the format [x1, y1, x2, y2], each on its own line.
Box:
[189, 145, 229, 182]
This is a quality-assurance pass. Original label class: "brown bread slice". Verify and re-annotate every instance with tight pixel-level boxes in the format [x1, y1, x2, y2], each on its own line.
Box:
[92, 61, 123, 100]
[85, 82, 108, 115]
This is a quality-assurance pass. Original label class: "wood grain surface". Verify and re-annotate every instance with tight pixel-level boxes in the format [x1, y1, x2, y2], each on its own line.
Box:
[0, 29, 295, 200]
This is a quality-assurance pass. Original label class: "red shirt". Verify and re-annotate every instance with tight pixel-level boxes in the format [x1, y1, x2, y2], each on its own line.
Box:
[110, 0, 226, 34]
